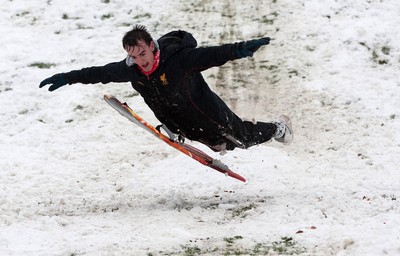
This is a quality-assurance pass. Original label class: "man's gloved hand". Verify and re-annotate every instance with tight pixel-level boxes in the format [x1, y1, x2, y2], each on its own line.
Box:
[39, 73, 68, 91]
[235, 37, 271, 58]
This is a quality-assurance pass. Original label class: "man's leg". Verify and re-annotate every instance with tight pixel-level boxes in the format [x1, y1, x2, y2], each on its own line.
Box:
[230, 116, 293, 149]
[239, 120, 277, 148]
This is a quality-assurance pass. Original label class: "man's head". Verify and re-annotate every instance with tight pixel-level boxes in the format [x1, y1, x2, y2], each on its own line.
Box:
[122, 24, 156, 72]
[122, 24, 153, 49]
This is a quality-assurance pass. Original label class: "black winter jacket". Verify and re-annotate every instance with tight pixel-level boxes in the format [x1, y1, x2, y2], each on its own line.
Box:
[67, 30, 244, 147]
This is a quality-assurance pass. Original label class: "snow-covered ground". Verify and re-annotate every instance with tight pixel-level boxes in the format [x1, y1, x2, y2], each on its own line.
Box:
[1, 0, 399, 255]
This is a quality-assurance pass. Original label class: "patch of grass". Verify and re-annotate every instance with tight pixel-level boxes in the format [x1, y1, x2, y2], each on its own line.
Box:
[101, 13, 113, 20]
[153, 236, 306, 255]
[272, 236, 300, 254]
[231, 203, 256, 218]
[19, 109, 29, 115]
[77, 23, 93, 30]
[359, 42, 390, 65]
[182, 245, 202, 256]
[382, 194, 397, 201]
[381, 46, 390, 55]
[28, 62, 56, 69]
[16, 11, 30, 17]
[120, 22, 132, 27]
[125, 92, 140, 98]
[260, 64, 278, 70]
[133, 13, 152, 19]
[74, 105, 84, 111]
[224, 235, 243, 245]
[62, 13, 80, 20]
[242, 237, 307, 255]
[260, 12, 279, 24]
[288, 69, 299, 78]
[359, 42, 370, 50]
[377, 59, 388, 65]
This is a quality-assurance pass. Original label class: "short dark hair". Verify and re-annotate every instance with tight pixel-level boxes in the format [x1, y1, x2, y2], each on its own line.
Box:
[122, 24, 153, 50]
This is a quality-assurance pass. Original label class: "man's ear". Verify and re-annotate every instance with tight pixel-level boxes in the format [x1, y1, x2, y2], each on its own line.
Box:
[151, 40, 159, 54]
[150, 41, 155, 52]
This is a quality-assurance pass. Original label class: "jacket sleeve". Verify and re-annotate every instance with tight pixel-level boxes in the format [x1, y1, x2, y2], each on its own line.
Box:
[178, 42, 243, 72]
[65, 59, 132, 84]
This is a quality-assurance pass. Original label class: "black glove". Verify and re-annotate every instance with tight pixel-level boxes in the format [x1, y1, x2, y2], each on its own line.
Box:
[235, 37, 270, 58]
[39, 73, 68, 91]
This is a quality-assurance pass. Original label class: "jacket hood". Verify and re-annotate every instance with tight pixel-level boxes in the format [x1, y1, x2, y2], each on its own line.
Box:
[157, 30, 197, 60]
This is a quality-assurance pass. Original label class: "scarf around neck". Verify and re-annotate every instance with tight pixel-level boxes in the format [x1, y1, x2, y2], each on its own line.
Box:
[138, 49, 160, 76]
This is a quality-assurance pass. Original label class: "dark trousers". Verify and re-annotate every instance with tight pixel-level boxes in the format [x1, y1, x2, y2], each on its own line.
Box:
[201, 117, 277, 152]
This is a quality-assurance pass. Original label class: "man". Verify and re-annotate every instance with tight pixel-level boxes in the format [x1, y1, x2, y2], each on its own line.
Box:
[40, 24, 293, 152]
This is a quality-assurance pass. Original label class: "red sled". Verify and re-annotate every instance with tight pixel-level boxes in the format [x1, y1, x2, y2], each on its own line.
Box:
[104, 95, 246, 182]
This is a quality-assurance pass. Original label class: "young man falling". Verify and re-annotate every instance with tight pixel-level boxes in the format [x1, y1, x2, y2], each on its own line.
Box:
[40, 24, 293, 152]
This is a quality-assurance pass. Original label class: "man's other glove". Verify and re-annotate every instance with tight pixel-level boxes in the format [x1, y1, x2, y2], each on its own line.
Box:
[235, 37, 270, 58]
[39, 73, 68, 91]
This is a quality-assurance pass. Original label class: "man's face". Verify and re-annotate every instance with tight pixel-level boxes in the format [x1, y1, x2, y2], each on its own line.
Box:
[125, 40, 155, 72]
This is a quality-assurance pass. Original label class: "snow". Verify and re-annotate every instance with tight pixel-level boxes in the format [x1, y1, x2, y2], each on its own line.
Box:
[1, 0, 399, 255]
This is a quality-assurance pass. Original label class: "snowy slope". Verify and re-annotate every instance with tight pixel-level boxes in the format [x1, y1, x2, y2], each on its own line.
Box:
[1, 0, 399, 255]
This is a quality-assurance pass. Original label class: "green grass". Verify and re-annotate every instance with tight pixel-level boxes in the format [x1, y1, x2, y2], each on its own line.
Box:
[149, 236, 306, 255]
[28, 62, 56, 69]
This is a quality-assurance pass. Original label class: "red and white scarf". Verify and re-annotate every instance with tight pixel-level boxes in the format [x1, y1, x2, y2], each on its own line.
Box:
[138, 50, 160, 76]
